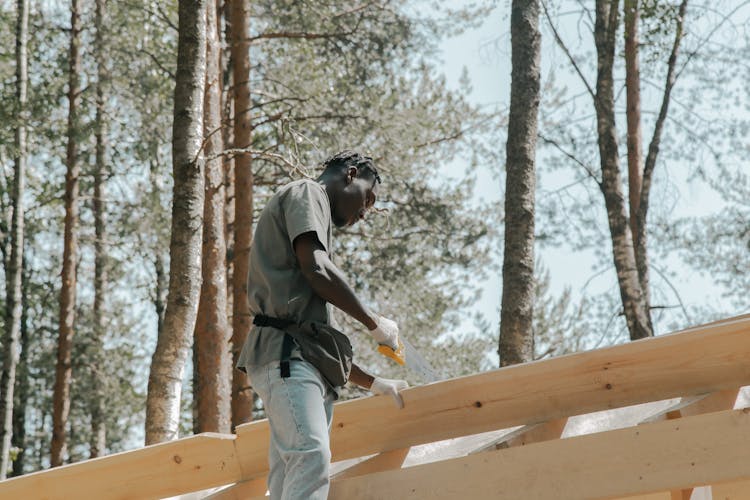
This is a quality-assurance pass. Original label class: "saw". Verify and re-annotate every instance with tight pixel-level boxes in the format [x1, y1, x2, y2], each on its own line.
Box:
[378, 338, 439, 383]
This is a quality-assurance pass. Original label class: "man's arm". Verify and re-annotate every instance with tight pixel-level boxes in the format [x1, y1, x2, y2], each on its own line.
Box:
[350, 363, 407, 409]
[348, 363, 375, 389]
[294, 231, 378, 330]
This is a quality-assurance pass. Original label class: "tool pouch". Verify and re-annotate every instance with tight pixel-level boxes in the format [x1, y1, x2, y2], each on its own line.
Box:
[253, 315, 353, 393]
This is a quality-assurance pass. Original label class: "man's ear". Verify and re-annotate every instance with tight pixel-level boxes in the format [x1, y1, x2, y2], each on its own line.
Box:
[345, 166, 358, 184]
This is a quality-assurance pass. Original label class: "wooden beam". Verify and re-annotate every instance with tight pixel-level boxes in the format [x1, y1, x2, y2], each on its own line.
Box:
[678, 388, 740, 416]
[0, 433, 241, 500]
[670, 389, 740, 499]
[204, 476, 268, 500]
[614, 493, 672, 500]
[203, 448, 412, 500]
[504, 418, 567, 447]
[328, 408, 750, 499]
[469, 418, 568, 454]
[234, 315, 750, 479]
[642, 389, 741, 424]
[332, 448, 410, 480]
[712, 479, 750, 498]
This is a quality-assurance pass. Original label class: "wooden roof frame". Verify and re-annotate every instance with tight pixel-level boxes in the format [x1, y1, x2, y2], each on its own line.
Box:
[1, 314, 748, 499]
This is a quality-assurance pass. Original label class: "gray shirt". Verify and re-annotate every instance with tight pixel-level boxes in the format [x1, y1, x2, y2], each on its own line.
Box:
[237, 179, 333, 370]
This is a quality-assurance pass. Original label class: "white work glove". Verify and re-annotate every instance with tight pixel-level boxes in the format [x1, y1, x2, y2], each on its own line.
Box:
[371, 377, 409, 409]
[369, 315, 400, 351]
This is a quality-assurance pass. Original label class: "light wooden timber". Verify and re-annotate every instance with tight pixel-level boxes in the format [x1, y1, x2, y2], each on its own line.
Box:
[469, 418, 568, 454]
[666, 389, 741, 499]
[642, 389, 741, 424]
[234, 315, 750, 479]
[669, 491, 692, 500]
[678, 388, 740, 416]
[328, 408, 750, 499]
[615, 493, 672, 500]
[204, 475, 268, 500]
[712, 479, 750, 499]
[504, 417, 568, 447]
[332, 447, 410, 480]
[0, 433, 240, 500]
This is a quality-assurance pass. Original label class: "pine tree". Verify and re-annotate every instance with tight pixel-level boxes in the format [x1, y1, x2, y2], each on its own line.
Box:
[194, 0, 231, 434]
[51, 0, 82, 467]
[0, 0, 29, 479]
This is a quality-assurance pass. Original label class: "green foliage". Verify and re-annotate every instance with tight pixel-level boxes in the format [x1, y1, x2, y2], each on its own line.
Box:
[678, 167, 749, 311]
[241, 1, 503, 393]
[1, 0, 505, 468]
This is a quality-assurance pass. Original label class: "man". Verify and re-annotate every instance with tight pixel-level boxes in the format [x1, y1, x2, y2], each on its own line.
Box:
[237, 150, 408, 499]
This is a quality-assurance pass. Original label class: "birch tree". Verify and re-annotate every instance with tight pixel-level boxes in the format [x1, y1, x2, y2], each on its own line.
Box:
[51, 0, 82, 466]
[0, 0, 28, 479]
[542, 0, 689, 340]
[499, 0, 541, 366]
[592, 0, 652, 341]
[90, 0, 108, 458]
[145, 0, 206, 445]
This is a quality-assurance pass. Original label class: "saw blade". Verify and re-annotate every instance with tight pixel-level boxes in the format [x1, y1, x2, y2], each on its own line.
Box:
[402, 337, 439, 383]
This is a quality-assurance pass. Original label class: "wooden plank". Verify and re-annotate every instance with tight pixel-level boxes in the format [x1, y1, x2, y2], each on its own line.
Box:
[679, 389, 740, 417]
[328, 408, 750, 499]
[208, 448, 411, 499]
[669, 491, 692, 500]
[712, 479, 750, 499]
[234, 315, 750, 479]
[468, 424, 539, 454]
[505, 417, 567, 448]
[667, 389, 741, 500]
[0, 433, 241, 500]
[469, 418, 568, 454]
[204, 476, 268, 500]
[614, 493, 672, 500]
[332, 448, 410, 480]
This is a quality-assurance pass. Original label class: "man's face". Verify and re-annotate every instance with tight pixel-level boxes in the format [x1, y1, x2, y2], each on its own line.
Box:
[332, 169, 379, 228]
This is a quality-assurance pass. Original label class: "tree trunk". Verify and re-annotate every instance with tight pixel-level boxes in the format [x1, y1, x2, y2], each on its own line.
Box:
[635, 0, 689, 325]
[90, 0, 108, 458]
[499, 0, 540, 367]
[624, 0, 653, 333]
[194, 0, 231, 434]
[624, 0, 642, 243]
[594, 0, 652, 341]
[154, 255, 168, 337]
[150, 156, 169, 337]
[145, 0, 207, 445]
[0, 0, 29, 478]
[11, 257, 29, 477]
[51, 0, 81, 467]
[223, 0, 235, 329]
[230, 0, 254, 428]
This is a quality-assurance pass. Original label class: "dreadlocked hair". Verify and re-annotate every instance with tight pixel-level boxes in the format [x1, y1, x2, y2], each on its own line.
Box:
[322, 150, 381, 184]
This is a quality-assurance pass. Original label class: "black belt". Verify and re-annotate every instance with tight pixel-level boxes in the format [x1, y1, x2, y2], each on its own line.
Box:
[253, 315, 295, 378]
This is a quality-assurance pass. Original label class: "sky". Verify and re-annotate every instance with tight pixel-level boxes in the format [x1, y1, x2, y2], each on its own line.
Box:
[434, 1, 745, 344]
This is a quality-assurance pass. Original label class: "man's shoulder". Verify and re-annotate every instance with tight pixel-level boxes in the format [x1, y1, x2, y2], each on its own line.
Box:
[282, 178, 325, 194]
[278, 178, 329, 207]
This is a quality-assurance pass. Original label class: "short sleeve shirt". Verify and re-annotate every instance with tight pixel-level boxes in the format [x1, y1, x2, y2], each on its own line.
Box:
[236, 179, 333, 370]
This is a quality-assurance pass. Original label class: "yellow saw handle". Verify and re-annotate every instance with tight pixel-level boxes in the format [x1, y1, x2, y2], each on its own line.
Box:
[377, 339, 406, 366]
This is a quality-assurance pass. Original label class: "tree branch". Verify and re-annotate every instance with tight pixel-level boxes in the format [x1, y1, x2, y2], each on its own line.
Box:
[675, 0, 750, 82]
[541, 0, 596, 102]
[638, 0, 688, 233]
[538, 132, 601, 186]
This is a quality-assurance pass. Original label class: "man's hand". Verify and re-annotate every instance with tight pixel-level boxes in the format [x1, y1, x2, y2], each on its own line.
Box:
[371, 377, 409, 409]
[370, 315, 399, 350]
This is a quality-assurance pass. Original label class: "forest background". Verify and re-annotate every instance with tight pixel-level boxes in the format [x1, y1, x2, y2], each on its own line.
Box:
[0, 0, 747, 477]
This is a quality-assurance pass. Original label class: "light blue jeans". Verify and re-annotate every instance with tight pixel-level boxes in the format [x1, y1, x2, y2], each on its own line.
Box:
[247, 359, 335, 500]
